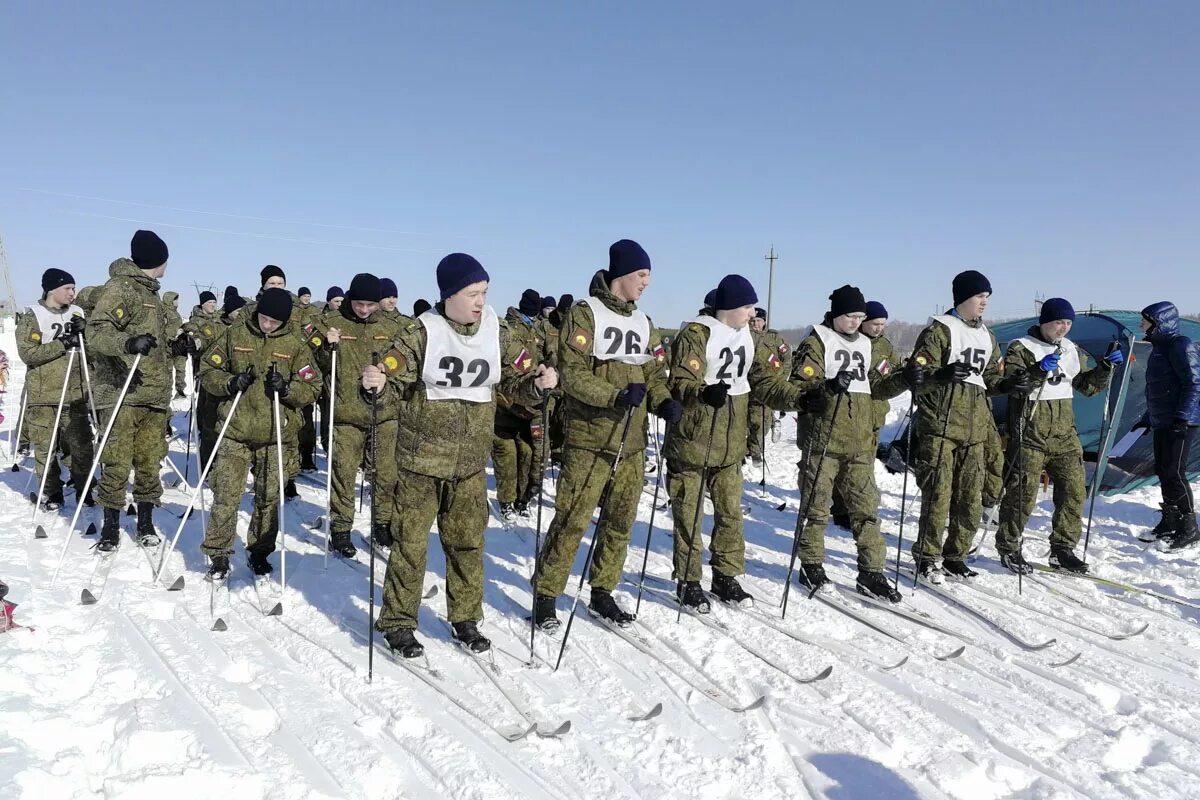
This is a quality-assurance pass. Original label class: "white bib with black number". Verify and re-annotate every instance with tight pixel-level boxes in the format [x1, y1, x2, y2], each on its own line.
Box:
[690, 317, 753, 396]
[420, 306, 501, 403]
[812, 324, 871, 395]
[932, 314, 992, 389]
[28, 303, 84, 343]
[582, 298, 652, 365]
[1017, 336, 1080, 401]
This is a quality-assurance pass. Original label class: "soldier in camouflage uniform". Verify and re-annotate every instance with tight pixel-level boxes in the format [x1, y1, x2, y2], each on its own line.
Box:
[315, 286, 346, 453]
[311, 273, 405, 557]
[372, 253, 556, 658]
[908, 271, 1013, 582]
[790, 286, 915, 601]
[747, 307, 792, 465]
[197, 288, 323, 578]
[17, 268, 94, 510]
[532, 240, 681, 629]
[323, 286, 344, 319]
[86, 230, 189, 551]
[544, 293, 572, 464]
[492, 289, 549, 524]
[666, 275, 807, 611]
[995, 298, 1120, 575]
[378, 278, 404, 324]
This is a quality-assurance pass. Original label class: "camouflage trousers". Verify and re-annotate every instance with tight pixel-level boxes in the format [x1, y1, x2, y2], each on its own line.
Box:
[201, 438, 284, 556]
[96, 406, 168, 509]
[172, 356, 189, 395]
[799, 448, 886, 572]
[377, 468, 487, 630]
[492, 420, 546, 504]
[746, 403, 771, 461]
[197, 389, 220, 473]
[983, 422, 1003, 507]
[830, 427, 883, 523]
[26, 401, 94, 499]
[912, 434, 986, 562]
[535, 444, 644, 597]
[668, 460, 746, 581]
[996, 443, 1085, 554]
[330, 419, 397, 531]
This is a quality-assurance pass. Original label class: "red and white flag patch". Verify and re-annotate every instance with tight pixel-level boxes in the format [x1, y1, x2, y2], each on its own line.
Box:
[297, 364, 316, 382]
[512, 348, 533, 373]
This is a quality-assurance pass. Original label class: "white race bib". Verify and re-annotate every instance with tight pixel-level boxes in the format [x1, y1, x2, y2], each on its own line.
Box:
[690, 316, 754, 396]
[28, 303, 84, 346]
[932, 314, 993, 389]
[812, 324, 872, 394]
[420, 306, 501, 403]
[1016, 336, 1081, 401]
[581, 298, 652, 365]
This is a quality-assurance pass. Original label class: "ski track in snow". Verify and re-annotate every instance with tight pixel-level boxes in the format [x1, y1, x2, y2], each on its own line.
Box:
[3, 325, 1200, 800]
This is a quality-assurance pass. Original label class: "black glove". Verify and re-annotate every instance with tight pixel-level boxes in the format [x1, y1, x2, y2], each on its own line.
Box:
[998, 371, 1033, 395]
[902, 360, 925, 390]
[657, 399, 683, 423]
[825, 371, 854, 395]
[1172, 420, 1191, 436]
[169, 333, 195, 358]
[800, 390, 828, 415]
[934, 362, 972, 384]
[614, 383, 647, 409]
[265, 368, 290, 399]
[227, 368, 256, 396]
[56, 326, 81, 351]
[699, 381, 729, 409]
[124, 333, 157, 356]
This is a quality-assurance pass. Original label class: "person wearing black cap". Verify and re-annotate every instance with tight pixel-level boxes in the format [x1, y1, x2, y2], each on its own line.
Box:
[532, 239, 679, 630]
[665, 275, 808, 611]
[16, 268, 94, 511]
[994, 298, 1123, 574]
[492, 289, 555, 524]
[86, 230, 175, 551]
[312, 272, 407, 557]
[378, 278, 405, 323]
[323, 286, 345, 318]
[182, 291, 221, 384]
[196, 288, 323, 579]
[412, 298, 432, 318]
[746, 307, 792, 466]
[906, 269, 1005, 582]
[161, 291, 190, 398]
[369, 254, 557, 658]
[788, 285, 911, 602]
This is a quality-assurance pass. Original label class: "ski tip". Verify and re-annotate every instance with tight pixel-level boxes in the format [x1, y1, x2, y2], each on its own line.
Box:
[33, 525, 48, 539]
[211, 618, 228, 632]
[936, 646, 967, 661]
[10, 463, 20, 472]
[740, 694, 768, 712]
[423, 585, 439, 600]
[884, 655, 909, 670]
[1032, 638, 1058, 650]
[84, 522, 97, 536]
[536, 720, 572, 737]
[635, 702, 664, 721]
[167, 575, 185, 592]
[125, 504, 136, 516]
[80, 589, 97, 606]
[266, 602, 283, 617]
[809, 665, 835, 682]
[500, 724, 538, 742]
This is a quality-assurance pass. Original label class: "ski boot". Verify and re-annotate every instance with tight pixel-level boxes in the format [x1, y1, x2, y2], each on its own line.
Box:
[451, 620, 491, 653]
[533, 594, 560, 632]
[589, 588, 636, 626]
[247, 549, 273, 576]
[330, 530, 357, 559]
[915, 558, 943, 585]
[798, 562, 831, 594]
[135, 502, 160, 547]
[676, 580, 711, 614]
[41, 491, 65, 512]
[98, 507, 121, 552]
[1164, 514, 1200, 553]
[942, 559, 978, 579]
[206, 554, 230, 582]
[1048, 546, 1089, 572]
[1141, 503, 1183, 543]
[372, 522, 392, 549]
[856, 570, 902, 603]
[300, 456, 318, 474]
[497, 502, 518, 527]
[284, 479, 299, 500]
[999, 551, 1033, 575]
[710, 571, 752, 606]
[384, 628, 425, 659]
[514, 498, 531, 521]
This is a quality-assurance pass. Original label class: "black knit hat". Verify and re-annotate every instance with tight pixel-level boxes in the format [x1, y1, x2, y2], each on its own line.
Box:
[326, 286, 344, 302]
[607, 239, 651, 280]
[829, 285, 866, 317]
[257, 288, 293, 323]
[436, 253, 490, 300]
[557, 294, 573, 312]
[519, 289, 542, 317]
[755, 307, 767, 321]
[260, 264, 285, 287]
[413, 298, 433, 317]
[41, 268, 75, 293]
[713, 274, 757, 311]
[379, 278, 398, 299]
[130, 230, 168, 270]
[199, 290, 216, 305]
[223, 288, 246, 316]
[346, 273, 382, 303]
[541, 295, 555, 310]
[952, 270, 992, 306]
[297, 286, 311, 298]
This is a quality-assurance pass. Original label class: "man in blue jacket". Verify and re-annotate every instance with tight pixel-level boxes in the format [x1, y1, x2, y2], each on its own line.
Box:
[1139, 301, 1200, 551]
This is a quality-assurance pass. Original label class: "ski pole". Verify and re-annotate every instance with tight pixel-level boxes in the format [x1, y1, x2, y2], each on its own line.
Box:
[909, 380, 957, 589]
[368, 352, 380, 683]
[10, 385, 28, 468]
[50, 353, 143, 587]
[634, 417, 669, 617]
[270, 363, 288, 611]
[75, 328, 99, 438]
[782, 390, 843, 620]
[554, 407, 635, 672]
[529, 397, 553, 664]
[758, 405, 767, 495]
[677, 397, 725, 622]
[153, 389, 244, 585]
[323, 346, 338, 568]
[892, 403, 916, 591]
[183, 381, 198, 482]
[31, 348, 77, 538]
[1082, 340, 1122, 562]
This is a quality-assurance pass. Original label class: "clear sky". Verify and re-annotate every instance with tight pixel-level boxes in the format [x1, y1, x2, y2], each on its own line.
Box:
[2, 2, 1197, 326]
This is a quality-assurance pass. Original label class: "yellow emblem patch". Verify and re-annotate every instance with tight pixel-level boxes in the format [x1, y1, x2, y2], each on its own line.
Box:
[30, 331, 41, 342]
[210, 353, 223, 365]
[915, 355, 928, 366]
[802, 365, 815, 377]
[115, 308, 124, 319]
[687, 358, 701, 372]
[310, 337, 322, 347]
[383, 355, 399, 371]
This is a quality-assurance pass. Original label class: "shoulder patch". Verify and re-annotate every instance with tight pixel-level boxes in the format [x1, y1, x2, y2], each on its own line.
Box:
[877, 358, 890, 375]
[297, 364, 316, 382]
[914, 352, 931, 367]
[768, 352, 781, 369]
[209, 351, 225, 366]
[381, 349, 405, 375]
[310, 336, 323, 347]
[30, 330, 41, 342]
[801, 364, 815, 377]
[778, 342, 790, 354]
[687, 357, 702, 372]
[113, 305, 125, 320]
[569, 327, 590, 352]
[653, 343, 665, 362]
[512, 348, 533, 373]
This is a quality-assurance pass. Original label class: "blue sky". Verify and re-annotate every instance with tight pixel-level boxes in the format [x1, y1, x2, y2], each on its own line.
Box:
[2, 2, 1197, 326]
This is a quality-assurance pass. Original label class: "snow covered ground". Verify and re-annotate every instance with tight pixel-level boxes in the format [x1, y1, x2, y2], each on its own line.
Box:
[4, 322, 1200, 800]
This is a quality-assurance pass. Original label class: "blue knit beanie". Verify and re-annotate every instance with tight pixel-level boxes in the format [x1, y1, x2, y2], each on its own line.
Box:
[437, 253, 490, 300]
[864, 301, 888, 321]
[713, 274, 758, 311]
[1039, 297, 1075, 324]
[607, 239, 651, 280]
[379, 278, 398, 299]
[326, 286, 344, 302]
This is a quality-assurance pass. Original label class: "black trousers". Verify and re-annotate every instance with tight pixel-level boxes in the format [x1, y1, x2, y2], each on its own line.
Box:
[1153, 426, 1197, 514]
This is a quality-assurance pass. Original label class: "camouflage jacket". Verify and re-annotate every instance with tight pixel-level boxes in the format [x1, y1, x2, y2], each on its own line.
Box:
[162, 292, 184, 338]
[183, 305, 223, 353]
[16, 301, 87, 406]
[910, 316, 1003, 447]
[310, 302, 405, 427]
[867, 334, 906, 431]
[85, 259, 172, 410]
[496, 306, 546, 422]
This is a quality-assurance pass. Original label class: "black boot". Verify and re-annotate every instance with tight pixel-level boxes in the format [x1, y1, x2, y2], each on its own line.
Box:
[498, 502, 517, 526]
[384, 628, 425, 659]
[942, 559, 978, 579]
[136, 502, 159, 547]
[915, 558, 943, 584]
[206, 554, 230, 581]
[856, 570, 902, 603]
[451, 620, 491, 653]
[676, 580, 711, 613]
[1049, 546, 1089, 572]
[533, 594, 560, 631]
[41, 491, 65, 512]
[1165, 514, 1200, 553]
[710, 572, 752, 606]
[284, 479, 299, 500]
[1147, 503, 1183, 541]
[513, 498, 530, 520]
[330, 530, 357, 558]
[798, 562, 830, 593]
[98, 507, 121, 552]
[372, 522, 392, 548]
[247, 548, 273, 576]
[589, 588, 636, 625]
[999, 550, 1033, 575]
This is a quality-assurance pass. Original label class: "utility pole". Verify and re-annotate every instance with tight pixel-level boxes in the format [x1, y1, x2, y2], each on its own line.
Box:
[0, 231, 17, 322]
[764, 245, 778, 326]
